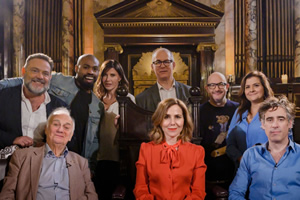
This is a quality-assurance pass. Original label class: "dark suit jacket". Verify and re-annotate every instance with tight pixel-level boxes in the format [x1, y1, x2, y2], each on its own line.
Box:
[0, 85, 67, 149]
[0, 145, 98, 200]
[136, 81, 191, 112]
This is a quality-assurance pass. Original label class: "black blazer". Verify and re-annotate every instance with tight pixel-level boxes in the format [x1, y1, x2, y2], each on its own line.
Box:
[136, 81, 191, 112]
[0, 85, 67, 149]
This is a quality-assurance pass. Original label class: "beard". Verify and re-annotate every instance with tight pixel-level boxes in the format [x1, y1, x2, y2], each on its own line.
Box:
[24, 78, 49, 96]
[76, 75, 96, 91]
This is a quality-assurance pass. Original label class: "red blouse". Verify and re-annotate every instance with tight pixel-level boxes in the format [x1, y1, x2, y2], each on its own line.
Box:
[134, 140, 207, 200]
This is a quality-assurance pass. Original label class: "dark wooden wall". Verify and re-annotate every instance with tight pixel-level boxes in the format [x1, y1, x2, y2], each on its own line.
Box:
[25, 0, 63, 72]
[0, 0, 13, 79]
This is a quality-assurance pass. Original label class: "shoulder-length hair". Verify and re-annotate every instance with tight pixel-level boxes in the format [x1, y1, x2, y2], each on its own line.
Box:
[149, 98, 193, 144]
[94, 59, 129, 100]
[237, 71, 274, 122]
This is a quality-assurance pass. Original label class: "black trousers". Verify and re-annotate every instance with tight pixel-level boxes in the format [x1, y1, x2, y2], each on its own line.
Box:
[94, 160, 120, 200]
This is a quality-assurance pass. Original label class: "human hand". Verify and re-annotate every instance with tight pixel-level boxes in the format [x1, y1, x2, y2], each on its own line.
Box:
[13, 136, 33, 147]
[114, 115, 120, 127]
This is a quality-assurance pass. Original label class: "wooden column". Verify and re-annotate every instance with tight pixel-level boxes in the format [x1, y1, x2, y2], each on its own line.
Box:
[104, 44, 123, 61]
[197, 43, 217, 101]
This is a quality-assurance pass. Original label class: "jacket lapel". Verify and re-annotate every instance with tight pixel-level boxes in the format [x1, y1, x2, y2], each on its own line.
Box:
[66, 153, 76, 199]
[151, 83, 161, 109]
[13, 85, 23, 135]
[174, 81, 182, 99]
[30, 146, 45, 200]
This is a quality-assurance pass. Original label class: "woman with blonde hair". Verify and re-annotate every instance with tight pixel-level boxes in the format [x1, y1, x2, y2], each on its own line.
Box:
[134, 98, 207, 200]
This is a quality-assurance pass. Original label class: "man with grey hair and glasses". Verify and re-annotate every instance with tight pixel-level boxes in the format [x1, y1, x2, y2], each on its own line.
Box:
[229, 95, 300, 200]
[136, 47, 191, 112]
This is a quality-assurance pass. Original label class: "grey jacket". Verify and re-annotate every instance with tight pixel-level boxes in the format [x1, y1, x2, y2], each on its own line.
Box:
[136, 81, 191, 112]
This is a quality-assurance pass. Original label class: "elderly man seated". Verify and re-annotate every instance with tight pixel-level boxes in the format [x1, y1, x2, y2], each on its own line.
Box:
[0, 107, 98, 200]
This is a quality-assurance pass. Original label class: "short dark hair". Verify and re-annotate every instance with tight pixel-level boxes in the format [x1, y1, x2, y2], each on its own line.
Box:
[259, 95, 296, 123]
[24, 53, 54, 70]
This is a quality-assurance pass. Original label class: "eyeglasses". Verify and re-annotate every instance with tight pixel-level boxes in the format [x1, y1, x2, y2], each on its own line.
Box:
[207, 82, 227, 89]
[152, 60, 173, 67]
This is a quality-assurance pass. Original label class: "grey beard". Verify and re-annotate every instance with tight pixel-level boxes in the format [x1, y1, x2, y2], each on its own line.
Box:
[25, 82, 49, 96]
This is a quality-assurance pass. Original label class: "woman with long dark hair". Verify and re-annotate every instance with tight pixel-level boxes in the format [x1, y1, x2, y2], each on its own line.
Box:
[94, 59, 135, 199]
[226, 71, 274, 165]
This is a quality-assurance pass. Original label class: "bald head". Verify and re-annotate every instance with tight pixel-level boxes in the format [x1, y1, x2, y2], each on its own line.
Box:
[76, 54, 99, 66]
[205, 72, 229, 107]
[207, 72, 227, 84]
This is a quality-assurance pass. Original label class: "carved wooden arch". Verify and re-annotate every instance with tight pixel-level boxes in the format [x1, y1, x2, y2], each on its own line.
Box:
[95, 0, 223, 94]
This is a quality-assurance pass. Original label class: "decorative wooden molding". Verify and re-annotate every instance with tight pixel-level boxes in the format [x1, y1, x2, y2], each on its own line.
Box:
[105, 34, 215, 38]
[196, 43, 218, 52]
[104, 43, 123, 54]
[211, 0, 225, 13]
[102, 22, 218, 28]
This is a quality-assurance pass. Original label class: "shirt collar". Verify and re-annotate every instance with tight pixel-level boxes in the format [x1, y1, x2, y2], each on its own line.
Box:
[45, 143, 69, 158]
[262, 138, 296, 154]
[157, 80, 175, 90]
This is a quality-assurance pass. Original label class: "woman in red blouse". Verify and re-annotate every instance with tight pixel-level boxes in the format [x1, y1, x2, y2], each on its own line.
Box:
[134, 98, 207, 200]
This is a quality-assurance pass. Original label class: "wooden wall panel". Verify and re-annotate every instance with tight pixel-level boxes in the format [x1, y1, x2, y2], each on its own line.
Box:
[25, 0, 62, 72]
[74, 0, 84, 64]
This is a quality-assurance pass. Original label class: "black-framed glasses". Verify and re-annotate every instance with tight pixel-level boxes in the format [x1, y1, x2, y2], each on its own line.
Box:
[207, 82, 227, 89]
[152, 60, 173, 67]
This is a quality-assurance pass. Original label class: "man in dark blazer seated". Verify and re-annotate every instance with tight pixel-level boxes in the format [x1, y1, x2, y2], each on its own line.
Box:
[136, 48, 191, 112]
[0, 107, 98, 199]
[0, 53, 66, 150]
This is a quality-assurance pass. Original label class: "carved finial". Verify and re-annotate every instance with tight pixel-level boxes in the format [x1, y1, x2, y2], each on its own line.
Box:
[189, 87, 201, 96]
[116, 86, 128, 97]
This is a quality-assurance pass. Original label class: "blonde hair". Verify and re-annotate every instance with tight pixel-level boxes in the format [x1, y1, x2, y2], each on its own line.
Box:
[149, 98, 193, 144]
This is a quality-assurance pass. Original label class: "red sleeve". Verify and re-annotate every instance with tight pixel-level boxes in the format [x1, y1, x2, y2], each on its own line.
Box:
[133, 143, 154, 200]
[186, 145, 207, 200]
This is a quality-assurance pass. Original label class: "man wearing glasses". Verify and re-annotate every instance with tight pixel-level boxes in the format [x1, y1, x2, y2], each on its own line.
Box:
[200, 72, 238, 196]
[136, 47, 191, 112]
